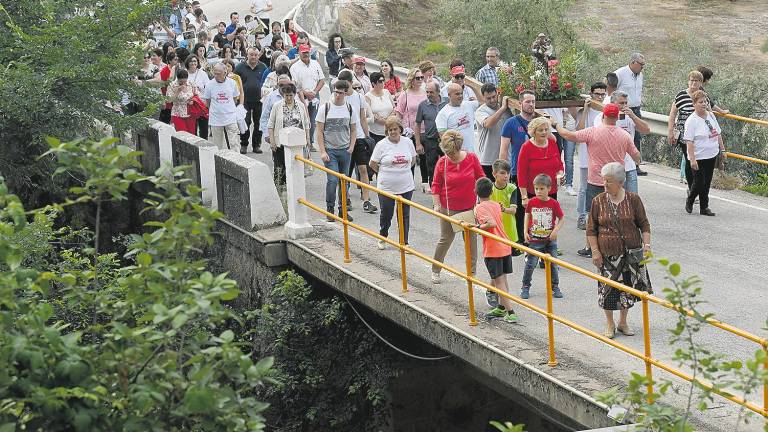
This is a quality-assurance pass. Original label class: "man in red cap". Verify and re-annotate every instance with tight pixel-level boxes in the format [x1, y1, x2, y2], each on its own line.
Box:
[439, 60, 480, 102]
[352, 56, 371, 94]
[553, 103, 640, 258]
[290, 44, 326, 149]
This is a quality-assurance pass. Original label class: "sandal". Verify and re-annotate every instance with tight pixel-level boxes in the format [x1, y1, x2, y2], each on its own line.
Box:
[603, 324, 616, 339]
[617, 324, 635, 336]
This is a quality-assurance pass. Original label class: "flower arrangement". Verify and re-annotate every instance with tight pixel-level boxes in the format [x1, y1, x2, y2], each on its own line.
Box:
[498, 47, 586, 102]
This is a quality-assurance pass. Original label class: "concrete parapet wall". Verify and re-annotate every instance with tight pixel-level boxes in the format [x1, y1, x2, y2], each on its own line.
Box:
[171, 131, 219, 209]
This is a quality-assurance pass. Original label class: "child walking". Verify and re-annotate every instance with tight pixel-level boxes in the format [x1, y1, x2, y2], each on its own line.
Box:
[521, 174, 564, 299]
[474, 177, 518, 323]
[484, 159, 519, 308]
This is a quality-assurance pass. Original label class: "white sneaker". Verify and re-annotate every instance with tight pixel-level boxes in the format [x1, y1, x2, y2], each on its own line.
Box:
[566, 185, 577, 196]
[431, 272, 441, 284]
[377, 239, 387, 250]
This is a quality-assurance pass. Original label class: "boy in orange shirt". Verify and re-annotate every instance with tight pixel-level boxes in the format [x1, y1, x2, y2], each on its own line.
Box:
[474, 177, 518, 323]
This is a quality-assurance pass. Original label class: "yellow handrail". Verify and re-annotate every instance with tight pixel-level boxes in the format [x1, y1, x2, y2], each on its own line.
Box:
[724, 152, 768, 167]
[714, 112, 768, 128]
[294, 154, 768, 419]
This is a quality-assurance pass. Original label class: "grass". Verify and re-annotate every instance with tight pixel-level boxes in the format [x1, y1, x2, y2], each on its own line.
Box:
[762, 38, 768, 54]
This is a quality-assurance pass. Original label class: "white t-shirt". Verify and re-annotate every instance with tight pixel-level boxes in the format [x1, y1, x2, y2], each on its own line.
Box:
[187, 69, 209, 92]
[346, 92, 368, 139]
[594, 113, 637, 171]
[614, 65, 643, 108]
[290, 60, 324, 102]
[370, 137, 417, 194]
[475, 104, 511, 165]
[203, 77, 239, 126]
[435, 100, 480, 153]
[577, 108, 601, 169]
[683, 112, 721, 160]
[316, 102, 359, 149]
[366, 91, 394, 136]
[250, 0, 272, 18]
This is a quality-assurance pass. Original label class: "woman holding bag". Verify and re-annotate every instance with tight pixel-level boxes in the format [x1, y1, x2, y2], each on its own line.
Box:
[430, 130, 485, 284]
[683, 90, 725, 216]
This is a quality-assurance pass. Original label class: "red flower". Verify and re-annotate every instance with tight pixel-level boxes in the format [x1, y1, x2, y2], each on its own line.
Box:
[548, 59, 560, 68]
[564, 82, 573, 89]
[551, 83, 559, 92]
[515, 84, 525, 93]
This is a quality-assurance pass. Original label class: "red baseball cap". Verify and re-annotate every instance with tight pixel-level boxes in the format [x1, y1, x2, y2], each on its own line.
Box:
[298, 44, 311, 53]
[450, 65, 466, 76]
[603, 103, 620, 118]
[353, 56, 366, 64]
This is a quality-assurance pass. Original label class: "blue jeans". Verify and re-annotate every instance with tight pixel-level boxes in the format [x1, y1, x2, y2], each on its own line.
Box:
[522, 240, 559, 287]
[324, 147, 351, 210]
[577, 167, 588, 219]
[625, 169, 638, 194]
[563, 140, 576, 187]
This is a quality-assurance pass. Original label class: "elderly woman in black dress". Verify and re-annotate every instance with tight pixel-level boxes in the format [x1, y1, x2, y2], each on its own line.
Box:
[587, 162, 652, 339]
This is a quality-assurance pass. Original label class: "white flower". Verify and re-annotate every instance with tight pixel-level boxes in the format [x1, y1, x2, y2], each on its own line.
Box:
[535, 70, 543, 77]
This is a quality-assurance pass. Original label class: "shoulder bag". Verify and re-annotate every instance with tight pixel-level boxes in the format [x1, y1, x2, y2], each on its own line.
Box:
[607, 195, 644, 265]
[443, 157, 476, 233]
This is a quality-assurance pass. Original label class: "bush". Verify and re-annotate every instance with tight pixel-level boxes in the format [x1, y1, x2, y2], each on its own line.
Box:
[421, 40, 450, 56]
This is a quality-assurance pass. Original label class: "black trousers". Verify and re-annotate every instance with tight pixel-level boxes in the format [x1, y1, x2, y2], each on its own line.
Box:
[510, 175, 525, 246]
[630, 106, 643, 158]
[196, 117, 209, 139]
[240, 102, 263, 149]
[687, 156, 716, 211]
[418, 135, 442, 185]
[159, 108, 171, 124]
[272, 145, 285, 186]
[378, 190, 413, 243]
[482, 165, 495, 180]
[680, 144, 694, 190]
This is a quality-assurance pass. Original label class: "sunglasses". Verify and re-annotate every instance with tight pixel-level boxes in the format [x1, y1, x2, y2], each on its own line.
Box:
[377, 79, 385, 83]
[414, 76, 424, 81]
[352, 86, 362, 90]
[453, 74, 466, 80]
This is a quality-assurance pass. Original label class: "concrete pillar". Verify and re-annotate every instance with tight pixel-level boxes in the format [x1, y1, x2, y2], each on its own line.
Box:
[171, 132, 219, 209]
[280, 127, 313, 239]
[151, 121, 174, 168]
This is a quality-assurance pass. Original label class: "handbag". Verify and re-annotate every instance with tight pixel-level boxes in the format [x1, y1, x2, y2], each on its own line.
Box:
[715, 151, 725, 171]
[188, 95, 208, 119]
[442, 157, 475, 233]
[607, 195, 645, 265]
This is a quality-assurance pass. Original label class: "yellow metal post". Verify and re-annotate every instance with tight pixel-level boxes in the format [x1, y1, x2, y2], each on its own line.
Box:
[642, 298, 654, 401]
[544, 259, 558, 366]
[763, 344, 768, 419]
[340, 178, 351, 263]
[462, 226, 477, 326]
[396, 200, 408, 294]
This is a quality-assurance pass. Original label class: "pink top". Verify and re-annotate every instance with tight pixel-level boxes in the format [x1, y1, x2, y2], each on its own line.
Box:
[395, 90, 427, 133]
[573, 125, 640, 186]
[516, 137, 564, 196]
[475, 200, 511, 258]
[431, 152, 485, 211]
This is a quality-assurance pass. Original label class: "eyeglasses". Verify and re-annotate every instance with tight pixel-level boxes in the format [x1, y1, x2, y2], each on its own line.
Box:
[333, 90, 346, 95]
[634, 61, 646, 67]
[453, 74, 465, 80]
[414, 76, 424, 81]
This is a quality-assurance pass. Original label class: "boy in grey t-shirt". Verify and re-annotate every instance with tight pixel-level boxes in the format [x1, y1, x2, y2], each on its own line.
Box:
[317, 80, 359, 221]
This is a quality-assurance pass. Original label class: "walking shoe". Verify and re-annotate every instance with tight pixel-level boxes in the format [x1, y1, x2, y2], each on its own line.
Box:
[309, 145, 318, 152]
[254, 148, 263, 154]
[557, 249, 563, 256]
[566, 185, 577, 196]
[520, 286, 530, 299]
[363, 200, 378, 213]
[511, 248, 523, 257]
[552, 287, 564, 298]
[617, 324, 635, 336]
[346, 198, 353, 210]
[485, 306, 506, 319]
[485, 290, 500, 308]
[576, 215, 587, 230]
[326, 206, 335, 222]
[685, 201, 693, 214]
[636, 168, 648, 176]
[240, 145, 248, 154]
[538, 259, 545, 269]
[338, 209, 353, 222]
[377, 239, 387, 250]
[430, 272, 441, 284]
[700, 208, 716, 216]
[577, 247, 592, 258]
[504, 311, 519, 323]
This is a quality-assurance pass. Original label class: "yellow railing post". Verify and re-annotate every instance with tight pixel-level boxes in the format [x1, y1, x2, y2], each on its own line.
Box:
[340, 178, 351, 263]
[642, 297, 654, 402]
[462, 226, 477, 326]
[763, 344, 768, 419]
[544, 258, 558, 367]
[396, 200, 408, 294]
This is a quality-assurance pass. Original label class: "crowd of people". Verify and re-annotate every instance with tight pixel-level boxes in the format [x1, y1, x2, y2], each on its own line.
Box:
[138, 4, 731, 337]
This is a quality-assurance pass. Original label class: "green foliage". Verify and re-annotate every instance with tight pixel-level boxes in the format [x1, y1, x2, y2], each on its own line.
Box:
[0, 138, 274, 430]
[742, 173, 768, 196]
[489, 420, 526, 432]
[436, 0, 578, 72]
[251, 270, 401, 431]
[595, 258, 768, 431]
[421, 40, 450, 56]
[761, 38, 768, 54]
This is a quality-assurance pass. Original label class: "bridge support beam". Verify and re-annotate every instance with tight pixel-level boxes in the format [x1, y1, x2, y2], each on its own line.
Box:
[281, 126, 314, 239]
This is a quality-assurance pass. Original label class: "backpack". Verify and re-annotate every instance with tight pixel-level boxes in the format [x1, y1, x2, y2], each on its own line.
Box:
[324, 101, 353, 127]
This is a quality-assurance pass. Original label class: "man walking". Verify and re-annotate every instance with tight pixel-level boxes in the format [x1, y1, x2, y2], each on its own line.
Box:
[614, 53, 647, 175]
[235, 47, 267, 154]
[249, 0, 272, 34]
[290, 44, 325, 150]
[436, 83, 480, 152]
[475, 47, 501, 86]
[204, 63, 240, 150]
[415, 81, 446, 189]
[224, 12, 239, 35]
[440, 62, 480, 102]
[475, 83, 510, 178]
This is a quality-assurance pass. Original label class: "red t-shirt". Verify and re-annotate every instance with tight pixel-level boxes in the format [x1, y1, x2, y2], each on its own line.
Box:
[475, 200, 511, 258]
[525, 197, 563, 242]
[160, 65, 173, 109]
[383, 76, 402, 96]
[431, 152, 485, 211]
[516, 137, 563, 196]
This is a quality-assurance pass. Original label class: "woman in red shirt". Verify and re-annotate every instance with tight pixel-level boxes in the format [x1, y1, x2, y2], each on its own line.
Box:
[380, 60, 402, 98]
[430, 130, 485, 284]
[517, 116, 564, 205]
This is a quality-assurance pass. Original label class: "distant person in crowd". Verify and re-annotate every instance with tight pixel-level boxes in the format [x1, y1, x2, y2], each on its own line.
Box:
[499, 90, 536, 246]
[352, 56, 372, 94]
[696, 66, 729, 114]
[261, 53, 291, 98]
[521, 173, 564, 300]
[553, 103, 640, 258]
[604, 72, 618, 99]
[259, 74, 293, 144]
[440, 62, 480, 102]
[365, 71, 395, 144]
[316, 80, 359, 222]
[249, 0, 273, 34]
[287, 32, 317, 60]
[337, 70, 377, 214]
[158, 51, 179, 124]
[218, 45, 238, 66]
[430, 130, 485, 284]
[268, 82, 310, 187]
[587, 162, 652, 339]
[418, 60, 444, 93]
[484, 158, 519, 308]
[369, 116, 418, 250]
[184, 54, 210, 137]
[668, 70, 712, 192]
[261, 21, 291, 49]
[575, 83, 607, 230]
[192, 43, 210, 73]
[337, 48, 355, 75]
[474, 176, 518, 324]
[683, 90, 725, 216]
[225, 12, 239, 35]
[395, 67, 428, 143]
[235, 48, 267, 154]
[223, 59, 244, 106]
[285, 18, 298, 46]
[269, 35, 287, 55]
[517, 117, 564, 202]
[436, 83, 480, 153]
[213, 22, 228, 50]
[290, 44, 326, 149]
[232, 37, 247, 59]
[415, 80, 446, 192]
[475, 83, 511, 179]
[614, 52, 647, 176]
[204, 63, 240, 150]
[325, 33, 346, 78]
[380, 59, 402, 97]
[593, 91, 651, 194]
[475, 47, 501, 86]
[167, 69, 200, 134]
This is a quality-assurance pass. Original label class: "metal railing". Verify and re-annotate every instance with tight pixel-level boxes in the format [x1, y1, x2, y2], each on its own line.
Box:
[294, 154, 768, 420]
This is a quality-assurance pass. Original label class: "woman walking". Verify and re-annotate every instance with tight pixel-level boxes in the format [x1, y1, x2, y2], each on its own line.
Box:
[167, 69, 200, 134]
[365, 72, 395, 144]
[516, 116, 564, 202]
[668, 70, 709, 191]
[267, 83, 310, 187]
[380, 60, 402, 98]
[370, 116, 417, 250]
[395, 68, 427, 142]
[683, 90, 725, 216]
[325, 33, 345, 79]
